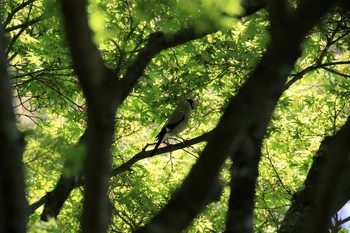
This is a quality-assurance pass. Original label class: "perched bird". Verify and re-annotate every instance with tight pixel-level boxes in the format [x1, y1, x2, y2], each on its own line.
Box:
[150, 99, 195, 156]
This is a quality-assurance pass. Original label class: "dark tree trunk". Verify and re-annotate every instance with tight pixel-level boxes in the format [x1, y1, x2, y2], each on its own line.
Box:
[0, 23, 27, 233]
[279, 119, 350, 233]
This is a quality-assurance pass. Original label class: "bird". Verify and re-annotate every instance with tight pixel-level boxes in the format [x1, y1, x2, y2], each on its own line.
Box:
[150, 99, 195, 156]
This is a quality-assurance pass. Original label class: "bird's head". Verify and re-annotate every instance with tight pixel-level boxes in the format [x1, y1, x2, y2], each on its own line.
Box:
[186, 99, 197, 109]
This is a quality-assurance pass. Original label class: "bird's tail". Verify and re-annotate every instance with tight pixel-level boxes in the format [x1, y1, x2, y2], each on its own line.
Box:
[150, 129, 166, 156]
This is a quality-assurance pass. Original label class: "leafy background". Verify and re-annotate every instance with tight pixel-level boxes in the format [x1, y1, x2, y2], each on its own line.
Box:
[2, 0, 350, 232]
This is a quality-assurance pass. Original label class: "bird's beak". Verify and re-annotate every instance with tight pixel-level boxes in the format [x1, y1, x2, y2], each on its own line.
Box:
[192, 101, 198, 109]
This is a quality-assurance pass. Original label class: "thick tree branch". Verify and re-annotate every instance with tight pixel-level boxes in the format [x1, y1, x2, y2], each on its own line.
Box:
[59, 0, 110, 105]
[59, 0, 116, 232]
[226, 133, 263, 233]
[240, 0, 266, 16]
[337, 215, 350, 227]
[278, 118, 350, 233]
[226, 1, 341, 233]
[309, 124, 350, 232]
[0, 23, 27, 233]
[29, 194, 48, 214]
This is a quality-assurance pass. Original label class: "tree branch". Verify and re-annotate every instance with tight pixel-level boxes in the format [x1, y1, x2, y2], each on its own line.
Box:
[278, 118, 350, 233]
[110, 132, 212, 177]
[286, 61, 350, 88]
[3, 0, 36, 27]
[5, 15, 47, 33]
[31, 132, 211, 218]
[59, 0, 110, 104]
[118, 27, 218, 103]
[0, 22, 27, 233]
[59, 0, 115, 232]
[309, 126, 350, 232]
[6, 2, 34, 55]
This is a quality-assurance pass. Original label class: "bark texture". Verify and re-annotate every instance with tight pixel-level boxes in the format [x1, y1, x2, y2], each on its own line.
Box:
[0, 23, 27, 233]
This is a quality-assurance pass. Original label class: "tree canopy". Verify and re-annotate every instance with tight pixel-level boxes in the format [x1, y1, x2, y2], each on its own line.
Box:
[1, 0, 350, 232]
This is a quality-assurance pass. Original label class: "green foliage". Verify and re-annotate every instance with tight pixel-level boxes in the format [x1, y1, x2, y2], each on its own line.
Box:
[28, 218, 61, 233]
[135, 0, 242, 32]
[3, 0, 350, 232]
